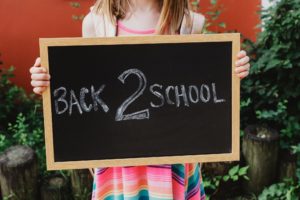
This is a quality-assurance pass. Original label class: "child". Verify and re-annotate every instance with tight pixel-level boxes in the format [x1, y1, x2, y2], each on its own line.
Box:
[30, 0, 250, 199]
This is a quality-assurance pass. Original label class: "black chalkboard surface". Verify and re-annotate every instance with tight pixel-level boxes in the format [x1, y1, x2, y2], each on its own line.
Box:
[40, 34, 240, 170]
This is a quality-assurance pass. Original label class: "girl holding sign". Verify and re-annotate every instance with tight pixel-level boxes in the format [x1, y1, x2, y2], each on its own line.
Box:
[30, 0, 250, 199]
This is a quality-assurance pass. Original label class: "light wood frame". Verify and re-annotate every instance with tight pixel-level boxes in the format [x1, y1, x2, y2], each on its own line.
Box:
[39, 33, 240, 170]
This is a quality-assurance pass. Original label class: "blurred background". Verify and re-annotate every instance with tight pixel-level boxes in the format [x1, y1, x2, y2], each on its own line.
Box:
[0, 0, 299, 199]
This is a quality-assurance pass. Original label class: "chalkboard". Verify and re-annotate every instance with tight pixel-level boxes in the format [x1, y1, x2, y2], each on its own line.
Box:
[40, 34, 240, 170]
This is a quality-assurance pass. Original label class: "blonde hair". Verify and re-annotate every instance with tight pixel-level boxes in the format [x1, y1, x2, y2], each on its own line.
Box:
[93, 0, 191, 34]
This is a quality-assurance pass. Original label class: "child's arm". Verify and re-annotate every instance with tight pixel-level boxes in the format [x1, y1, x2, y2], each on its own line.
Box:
[29, 57, 50, 95]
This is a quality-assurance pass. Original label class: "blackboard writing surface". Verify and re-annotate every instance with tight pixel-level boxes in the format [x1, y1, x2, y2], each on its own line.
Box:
[40, 34, 240, 170]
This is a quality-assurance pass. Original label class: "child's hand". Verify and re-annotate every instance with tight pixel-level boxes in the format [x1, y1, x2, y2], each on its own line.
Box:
[235, 50, 250, 79]
[29, 57, 50, 95]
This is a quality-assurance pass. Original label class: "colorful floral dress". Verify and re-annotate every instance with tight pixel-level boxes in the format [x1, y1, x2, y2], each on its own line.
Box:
[92, 164, 206, 200]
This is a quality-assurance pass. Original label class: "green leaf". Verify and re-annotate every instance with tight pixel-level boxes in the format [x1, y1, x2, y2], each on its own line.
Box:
[229, 165, 239, 176]
[232, 175, 239, 181]
[223, 175, 230, 182]
[218, 22, 226, 28]
[210, 0, 217, 5]
[238, 166, 249, 176]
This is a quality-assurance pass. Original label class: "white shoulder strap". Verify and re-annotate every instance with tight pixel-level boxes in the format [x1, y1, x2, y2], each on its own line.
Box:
[89, 6, 116, 37]
[180, 11, 205, 35]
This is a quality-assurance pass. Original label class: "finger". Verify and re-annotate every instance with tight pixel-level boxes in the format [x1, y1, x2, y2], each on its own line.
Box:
[235, 63, 250, 74]
[238, 71, 249, 79]
[31, 80, 50, 87]
[237, 50, 247, 59]
[33, 57, 41, 67]
[30, 66, 47, 74]
[31, 73, 51, 81]
[236, 56, 250, 66]
[33, 87, 47, 95]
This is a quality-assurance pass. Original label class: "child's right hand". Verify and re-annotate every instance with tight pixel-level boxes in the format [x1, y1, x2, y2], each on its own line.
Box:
[29, 57, 50, 95]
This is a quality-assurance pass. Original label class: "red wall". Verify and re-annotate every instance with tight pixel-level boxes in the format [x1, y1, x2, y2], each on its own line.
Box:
[199, 0, 261, 40]
[0, 0, 260, 92]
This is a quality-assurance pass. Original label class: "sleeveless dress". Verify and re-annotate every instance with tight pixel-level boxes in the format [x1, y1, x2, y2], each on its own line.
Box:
[91, 21, 206, 200]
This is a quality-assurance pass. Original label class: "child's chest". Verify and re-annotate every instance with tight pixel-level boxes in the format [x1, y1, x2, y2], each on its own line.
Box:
[117, 11, 160, 36]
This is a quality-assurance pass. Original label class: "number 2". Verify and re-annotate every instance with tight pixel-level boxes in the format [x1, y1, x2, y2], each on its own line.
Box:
[115, 69, 150, 121]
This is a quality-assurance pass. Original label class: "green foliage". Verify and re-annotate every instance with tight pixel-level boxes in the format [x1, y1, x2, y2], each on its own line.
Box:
[223, 165, 249, 182]
[242, 1, 300, 198]
[0, 66, 41, 129]
[258, 179, 300, 200]
[2, 192, 18, 200]
[69, 1, 84, 21]
[69, 1, 80, 8]
[241, 0, 300, 149]
[203, 164, 249, 199]
[190, 0, 201, 11]
[203, 0, 226, 33]
[291, 143, 300, 154]
[190, 0, 226, 32]
[0, 67, 46, 174]
[1, 113, 45, 168]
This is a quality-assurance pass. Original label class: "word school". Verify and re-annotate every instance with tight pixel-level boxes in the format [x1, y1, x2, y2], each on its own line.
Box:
[53, 69, 226, 121]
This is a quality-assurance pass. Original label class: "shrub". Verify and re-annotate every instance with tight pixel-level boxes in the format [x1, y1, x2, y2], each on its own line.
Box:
[241, 0, 300, 149]
[0, 66, 46, 174]
[0, 67, 42, 129]
[241, 1, 300, 197]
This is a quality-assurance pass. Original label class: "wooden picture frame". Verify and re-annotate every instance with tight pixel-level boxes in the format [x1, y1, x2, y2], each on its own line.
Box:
[40, 33, 240, 170]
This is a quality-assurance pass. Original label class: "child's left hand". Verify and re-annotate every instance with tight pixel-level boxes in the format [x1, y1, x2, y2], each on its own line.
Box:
[235, 50, 250, 79]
